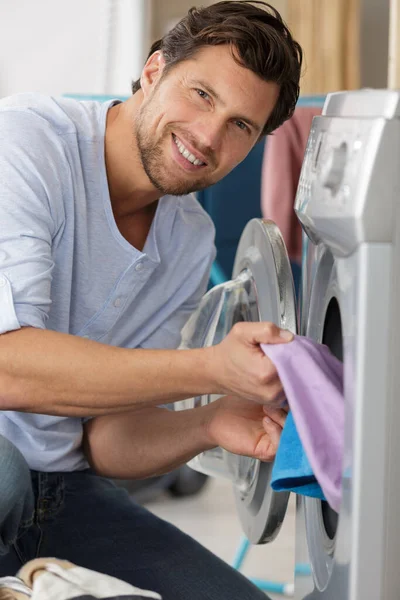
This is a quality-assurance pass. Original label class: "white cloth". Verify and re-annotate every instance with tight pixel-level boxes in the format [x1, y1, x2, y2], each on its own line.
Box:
[0, 558, 161, 599]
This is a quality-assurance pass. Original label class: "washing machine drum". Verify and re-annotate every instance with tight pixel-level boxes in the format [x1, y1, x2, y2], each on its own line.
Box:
[180, 219, 297, 543]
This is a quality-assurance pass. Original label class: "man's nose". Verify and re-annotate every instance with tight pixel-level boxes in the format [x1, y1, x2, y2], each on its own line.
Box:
[191, 116, 225, 155]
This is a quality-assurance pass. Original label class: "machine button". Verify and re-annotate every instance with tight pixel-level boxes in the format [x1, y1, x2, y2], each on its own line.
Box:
[322, 142, 348, 193]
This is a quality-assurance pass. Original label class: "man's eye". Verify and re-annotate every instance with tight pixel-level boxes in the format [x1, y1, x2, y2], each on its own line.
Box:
[196, 89, 210, 100]
[235, 120, 248, 132]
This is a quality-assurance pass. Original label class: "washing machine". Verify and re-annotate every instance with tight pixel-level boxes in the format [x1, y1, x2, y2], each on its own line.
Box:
[179, 89, 400, 599]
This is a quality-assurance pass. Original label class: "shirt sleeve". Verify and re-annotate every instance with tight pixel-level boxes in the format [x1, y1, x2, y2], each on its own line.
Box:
[0, 110, 65, 334]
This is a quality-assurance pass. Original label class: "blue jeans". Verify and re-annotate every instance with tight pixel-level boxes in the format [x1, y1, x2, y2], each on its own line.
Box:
[0, 434, 269, 600]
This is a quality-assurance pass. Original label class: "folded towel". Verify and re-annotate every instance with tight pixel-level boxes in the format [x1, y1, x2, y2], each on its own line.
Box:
[261, 336, 344, 512]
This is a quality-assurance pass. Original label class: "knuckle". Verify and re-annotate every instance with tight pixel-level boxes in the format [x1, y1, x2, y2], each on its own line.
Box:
[264, 385, 282, 404]
[260, 365, 276, 385]
[264, 390, 275, 403]
[263, 322, 277, 337]
[256, 371, 268, 386]
[263, 445, 276, 462]
[231, 322, 244, 338]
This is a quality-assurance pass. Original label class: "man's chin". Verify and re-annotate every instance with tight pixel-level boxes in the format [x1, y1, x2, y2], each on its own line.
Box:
[139, 146, 213, 195]
[150, 175, 211, 197]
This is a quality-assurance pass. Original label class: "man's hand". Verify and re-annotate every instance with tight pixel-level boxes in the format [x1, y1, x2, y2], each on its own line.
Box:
[84, 395, 287, 480]
[205, 395, 287, 462]
[207, 321, 293, 405]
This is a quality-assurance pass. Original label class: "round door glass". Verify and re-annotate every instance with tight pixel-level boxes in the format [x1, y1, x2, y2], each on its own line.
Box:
[181, 219, 297, 543]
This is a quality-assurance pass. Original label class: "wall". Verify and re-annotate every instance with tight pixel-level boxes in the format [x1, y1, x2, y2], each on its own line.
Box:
[0, 0, 393, 99]
[360, 0, 390, 88]
[0, 0, 151, 98]
[0, 0, 102, 97]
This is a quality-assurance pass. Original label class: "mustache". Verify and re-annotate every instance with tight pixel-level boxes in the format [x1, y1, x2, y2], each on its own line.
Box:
[169, 127, 215, 167]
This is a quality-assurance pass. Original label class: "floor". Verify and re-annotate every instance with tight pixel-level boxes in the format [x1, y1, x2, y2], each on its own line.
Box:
[142, 476, 296, 599]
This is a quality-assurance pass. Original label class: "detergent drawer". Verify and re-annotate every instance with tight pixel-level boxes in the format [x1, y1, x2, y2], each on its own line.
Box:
[179, 218, 297, 544]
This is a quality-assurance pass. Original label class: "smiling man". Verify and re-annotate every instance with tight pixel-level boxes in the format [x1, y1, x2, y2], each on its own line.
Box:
[128, 44, 279, 195]
[0, 2, 302, 599]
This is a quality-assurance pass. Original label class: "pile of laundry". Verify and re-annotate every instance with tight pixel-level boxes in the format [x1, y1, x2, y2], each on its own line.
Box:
[0, 558, 161, 600]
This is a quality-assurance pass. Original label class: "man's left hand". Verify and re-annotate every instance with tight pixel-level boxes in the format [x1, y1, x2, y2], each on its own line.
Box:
[205, 396, 287, 462]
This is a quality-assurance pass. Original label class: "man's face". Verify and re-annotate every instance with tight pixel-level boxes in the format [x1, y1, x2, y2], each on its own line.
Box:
[135, 45, 279, 196]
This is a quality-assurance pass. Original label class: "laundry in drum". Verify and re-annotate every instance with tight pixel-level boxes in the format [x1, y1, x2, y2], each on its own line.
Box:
[262, 335, 344, 512]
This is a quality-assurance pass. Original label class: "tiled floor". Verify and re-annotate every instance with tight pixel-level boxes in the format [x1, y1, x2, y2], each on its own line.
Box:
[142, 477, 296, 598]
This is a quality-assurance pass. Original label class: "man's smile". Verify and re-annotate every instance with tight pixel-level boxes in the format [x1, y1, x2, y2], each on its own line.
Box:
[171, 133, 208, 171]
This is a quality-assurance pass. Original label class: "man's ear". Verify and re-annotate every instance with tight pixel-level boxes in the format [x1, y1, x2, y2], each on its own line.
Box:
[140, 51, 166, 97]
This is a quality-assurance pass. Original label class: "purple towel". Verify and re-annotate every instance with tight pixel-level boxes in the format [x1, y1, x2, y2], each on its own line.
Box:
[261, 336, 344, 512]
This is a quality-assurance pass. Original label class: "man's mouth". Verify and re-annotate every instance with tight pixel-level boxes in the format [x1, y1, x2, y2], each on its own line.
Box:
[172, 134, 207, 167]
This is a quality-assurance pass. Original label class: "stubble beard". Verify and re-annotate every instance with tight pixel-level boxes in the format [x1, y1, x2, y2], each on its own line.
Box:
[135, 106, 212, 196]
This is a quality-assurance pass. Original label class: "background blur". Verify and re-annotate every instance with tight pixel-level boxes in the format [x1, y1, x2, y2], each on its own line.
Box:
[0, 0, 390, 99]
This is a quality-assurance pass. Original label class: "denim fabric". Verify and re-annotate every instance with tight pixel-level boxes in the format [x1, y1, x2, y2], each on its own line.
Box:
[0, 435, 35, 555]
[0, 435, 269, 600]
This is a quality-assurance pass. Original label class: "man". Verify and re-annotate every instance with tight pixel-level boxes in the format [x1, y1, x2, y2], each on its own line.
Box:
[0, 1, 302, 598]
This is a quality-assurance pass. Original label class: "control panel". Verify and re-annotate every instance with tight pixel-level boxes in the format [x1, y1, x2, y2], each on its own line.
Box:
[295, 115, 400, 256]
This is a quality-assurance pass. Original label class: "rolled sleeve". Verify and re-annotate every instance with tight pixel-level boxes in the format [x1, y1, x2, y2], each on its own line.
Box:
[0, 110, 65, 333]
[0, 272, 48, 334]
[0, 274, 20, 333]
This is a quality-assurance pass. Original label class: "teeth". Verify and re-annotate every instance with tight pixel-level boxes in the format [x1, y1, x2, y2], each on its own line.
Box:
[174, 135, 205, 166]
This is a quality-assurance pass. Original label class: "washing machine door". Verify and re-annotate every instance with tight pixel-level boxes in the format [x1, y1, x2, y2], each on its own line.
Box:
[180, 219, 298, 543]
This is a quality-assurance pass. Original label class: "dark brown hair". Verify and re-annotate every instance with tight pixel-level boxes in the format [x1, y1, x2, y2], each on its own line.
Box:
[131, 1, 302, 135]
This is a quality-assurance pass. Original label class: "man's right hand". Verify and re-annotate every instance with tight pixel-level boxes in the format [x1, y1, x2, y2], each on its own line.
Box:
[207, 321, 293, 405]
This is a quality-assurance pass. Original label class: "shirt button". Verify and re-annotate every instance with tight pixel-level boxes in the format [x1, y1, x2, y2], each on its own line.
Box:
[82, 334, 90, 339]
[135, 262, 144, 272]
[113, 298, 121, 307]
[0, 277, 6, 287]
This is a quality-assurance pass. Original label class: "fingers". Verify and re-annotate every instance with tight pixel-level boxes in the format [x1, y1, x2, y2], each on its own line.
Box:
[257, 407, 289, 461]
[263, 406, 288, 428]
[258, 416, 282, 461]
[231, 321, 294, 346]
[251, 368, 286, 405]
[213, 320, 293, 405]
[262, 388, 288, 408]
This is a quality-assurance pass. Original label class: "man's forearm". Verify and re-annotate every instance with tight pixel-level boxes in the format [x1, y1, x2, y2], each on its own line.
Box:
[83, 404, 216, 479]
[0, 327, 216, 416]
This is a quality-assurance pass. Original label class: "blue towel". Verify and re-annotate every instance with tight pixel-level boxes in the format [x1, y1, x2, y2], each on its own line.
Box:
[270, 411, 326, 501]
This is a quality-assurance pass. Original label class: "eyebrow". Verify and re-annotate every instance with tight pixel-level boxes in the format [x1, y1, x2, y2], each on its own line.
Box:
[190, 78, 263, 133]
